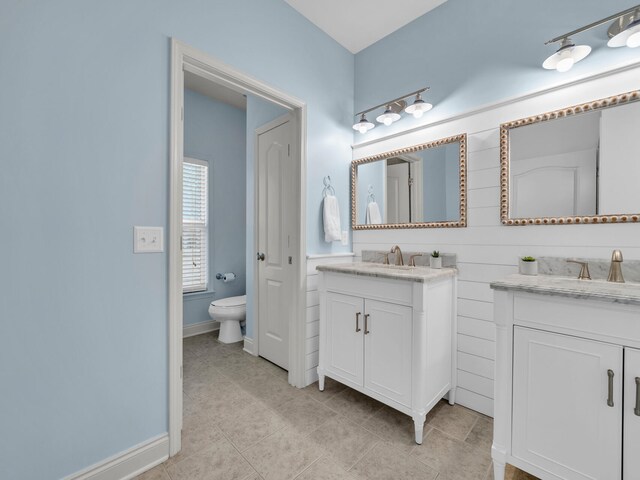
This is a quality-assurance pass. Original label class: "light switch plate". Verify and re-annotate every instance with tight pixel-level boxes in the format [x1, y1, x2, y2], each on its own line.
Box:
[134, 226, 164, 253]
[341, 230, 348, 246]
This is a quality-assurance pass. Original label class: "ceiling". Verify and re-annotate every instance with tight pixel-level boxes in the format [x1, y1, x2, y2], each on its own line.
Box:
[184, 71, 247, 110]
[284, 0, 448, 53]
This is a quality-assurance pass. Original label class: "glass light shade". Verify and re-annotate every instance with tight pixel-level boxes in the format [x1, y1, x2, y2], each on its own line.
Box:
[405, 97, 433, 119]
[376, 108, 401, 126]
[608, 18, 640, 47]
[352, 114, 375, 134]
[542, 40, 591, 72]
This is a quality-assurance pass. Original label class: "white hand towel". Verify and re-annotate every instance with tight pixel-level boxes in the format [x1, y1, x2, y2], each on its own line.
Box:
[323, 194, 342, 242]
[366, 201, 382, 225]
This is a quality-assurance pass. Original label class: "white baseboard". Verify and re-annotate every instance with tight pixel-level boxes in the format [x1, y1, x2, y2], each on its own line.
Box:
[66, 434, 169, 480]
[183, 320, 218, 338]
[243, 336, 256, 356]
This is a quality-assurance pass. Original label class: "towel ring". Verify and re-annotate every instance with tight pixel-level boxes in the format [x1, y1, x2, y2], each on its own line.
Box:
[367, 185, 376, 203]
[322, 176, 336, 197]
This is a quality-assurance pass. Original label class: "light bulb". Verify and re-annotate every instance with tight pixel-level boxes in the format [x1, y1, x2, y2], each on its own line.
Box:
[556, 56, 575, 72]
[383, 117, 393, 126]
[627, 30, 640, 47]
[358, 125, 367, 134]
[413, 110, 424, 119]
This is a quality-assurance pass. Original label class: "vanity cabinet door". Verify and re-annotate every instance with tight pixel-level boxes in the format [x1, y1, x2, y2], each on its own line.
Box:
[624, 348, 640, 480]
[363, 299, 413, 407]
[512, 327, 622, 480]
[324, 292, 365, 387]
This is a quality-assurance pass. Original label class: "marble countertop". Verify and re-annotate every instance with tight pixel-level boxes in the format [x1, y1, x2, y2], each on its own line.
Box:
[491, 274, 640, 305]
[316, 262, 456, 283]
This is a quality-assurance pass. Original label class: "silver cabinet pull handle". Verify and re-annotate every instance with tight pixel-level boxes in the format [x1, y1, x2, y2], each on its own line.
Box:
[364, 314, 370, 335]
[355, 312, 361, 333]
[607, 369, 615, 407]
[635, 377, 640, 416]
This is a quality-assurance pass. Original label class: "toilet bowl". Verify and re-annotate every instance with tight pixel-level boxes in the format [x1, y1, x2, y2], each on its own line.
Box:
[209, 295, 246, 344]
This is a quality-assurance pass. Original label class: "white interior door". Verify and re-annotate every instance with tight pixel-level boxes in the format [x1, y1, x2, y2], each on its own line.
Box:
[624, 347, 640, 479]
[257, 117, 293, 370]
[512, 327, 622, 480]
[387, 162, 410, 223]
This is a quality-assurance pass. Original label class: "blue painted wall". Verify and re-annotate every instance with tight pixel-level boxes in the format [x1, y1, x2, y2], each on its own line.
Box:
[0, 1, 353, 478]
[355, 0, 640, 142]
[244, 95, 288, 339]
[183, 89, 247, 327]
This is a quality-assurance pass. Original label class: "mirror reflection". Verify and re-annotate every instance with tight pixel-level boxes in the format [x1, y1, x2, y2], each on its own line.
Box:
[504, 92, 640, 224]
[353, 135, 466, 229]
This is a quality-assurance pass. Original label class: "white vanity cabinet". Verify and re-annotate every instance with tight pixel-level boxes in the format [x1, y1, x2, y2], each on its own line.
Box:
[317, 263, 457, 444]
[491, 277, 640, 480]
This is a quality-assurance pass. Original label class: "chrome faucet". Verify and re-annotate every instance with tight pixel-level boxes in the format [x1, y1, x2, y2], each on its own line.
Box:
[607, 249, 625, 283]
[390, 245, 404, 266]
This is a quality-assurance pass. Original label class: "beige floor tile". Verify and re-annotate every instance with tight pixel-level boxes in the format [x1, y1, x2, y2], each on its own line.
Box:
[323, 387, 385, 424]
[242, 427, 323, 480]
[363, 406, 428, 454]
[238, 374, 304, 408]
[164, 421, 225, 466]
[166, 437, 257, 480]
[426, 402, 479, 441]
[217, 402, 288, 451]
[185, 381, 258, 424]
[275, 394, 337, 436]
[134, 464, 170, 480]
[303, 378, 347, 403]
[295, 456, 354, 479]
[412, 428, 492, 480]
[350, 442, 438, 480]
[465, 415, 493, 451]
[505, 464, 541, 480]
[308, 415, 379, 471]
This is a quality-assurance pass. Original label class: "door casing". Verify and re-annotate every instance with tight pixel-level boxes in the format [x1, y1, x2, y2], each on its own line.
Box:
[169, 38, 307, 456]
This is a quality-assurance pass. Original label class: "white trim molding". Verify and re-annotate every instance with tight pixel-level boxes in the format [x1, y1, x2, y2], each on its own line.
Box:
[66, 434, 169, 480]
[243, 336, 256, 356]
[169, 38, 308, 457]
[183, 320, 218, 338]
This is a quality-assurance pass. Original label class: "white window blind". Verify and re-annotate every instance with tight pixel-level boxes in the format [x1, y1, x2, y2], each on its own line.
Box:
[182, 158, 208, 293]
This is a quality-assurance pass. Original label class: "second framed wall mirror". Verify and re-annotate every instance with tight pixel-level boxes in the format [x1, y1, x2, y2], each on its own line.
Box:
[501, 90, 640, 225]
[352, 134, 467, 229]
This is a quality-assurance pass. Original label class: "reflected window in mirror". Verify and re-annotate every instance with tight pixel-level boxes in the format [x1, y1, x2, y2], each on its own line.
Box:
[352, 134, 467, 229]
[501, 91, 640, 225]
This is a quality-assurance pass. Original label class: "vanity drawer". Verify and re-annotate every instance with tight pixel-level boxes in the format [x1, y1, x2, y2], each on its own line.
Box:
[513, 293, 640, 347]
[323, 272, 413, 305]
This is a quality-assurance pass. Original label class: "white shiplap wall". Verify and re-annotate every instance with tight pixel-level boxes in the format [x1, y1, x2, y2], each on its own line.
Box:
[351, 65, 640, 417]
[305, 254, 355, 385]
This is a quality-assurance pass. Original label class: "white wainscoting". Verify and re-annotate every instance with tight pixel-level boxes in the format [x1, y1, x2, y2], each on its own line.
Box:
[352, 65, 640, 417]
[304, 253, 355, 386]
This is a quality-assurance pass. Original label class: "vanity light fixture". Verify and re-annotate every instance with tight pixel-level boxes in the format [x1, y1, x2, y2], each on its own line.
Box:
[353, 87, 431, 134]
[542, 38, 591, 72]
[405, 92, 433, 119]
[352, 113, 375, 134]
[543, 4, 640, 72]
[376, 104, 402, 126]
[608, 8, 640, 48]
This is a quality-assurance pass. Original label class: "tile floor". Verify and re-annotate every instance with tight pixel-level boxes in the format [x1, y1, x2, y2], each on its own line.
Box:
[137, 332, 538, 480]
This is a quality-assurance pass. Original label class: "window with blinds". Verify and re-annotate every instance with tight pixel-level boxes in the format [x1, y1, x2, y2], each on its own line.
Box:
[183, 158, 209, 293]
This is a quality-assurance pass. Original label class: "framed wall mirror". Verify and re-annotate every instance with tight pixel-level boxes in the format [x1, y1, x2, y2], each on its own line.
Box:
[501, 90, 640, 225]
[352, 134, 467, 229]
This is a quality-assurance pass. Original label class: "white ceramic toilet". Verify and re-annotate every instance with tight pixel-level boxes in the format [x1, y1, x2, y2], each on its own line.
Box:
[208, 295, 246, 344]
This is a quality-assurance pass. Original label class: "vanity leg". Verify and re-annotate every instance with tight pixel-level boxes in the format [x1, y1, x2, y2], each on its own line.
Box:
[493, 460, 506, 480]
[412, 413, 426, 444]
[318, 373, 325, 391]
[448, 388, 456, 406]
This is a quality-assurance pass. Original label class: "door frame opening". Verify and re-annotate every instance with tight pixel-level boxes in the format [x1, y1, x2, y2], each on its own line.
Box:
[169, 38, 307, 456]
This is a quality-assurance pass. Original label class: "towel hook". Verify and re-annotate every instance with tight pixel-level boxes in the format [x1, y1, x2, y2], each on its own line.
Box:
[322, 176, 336, 197]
